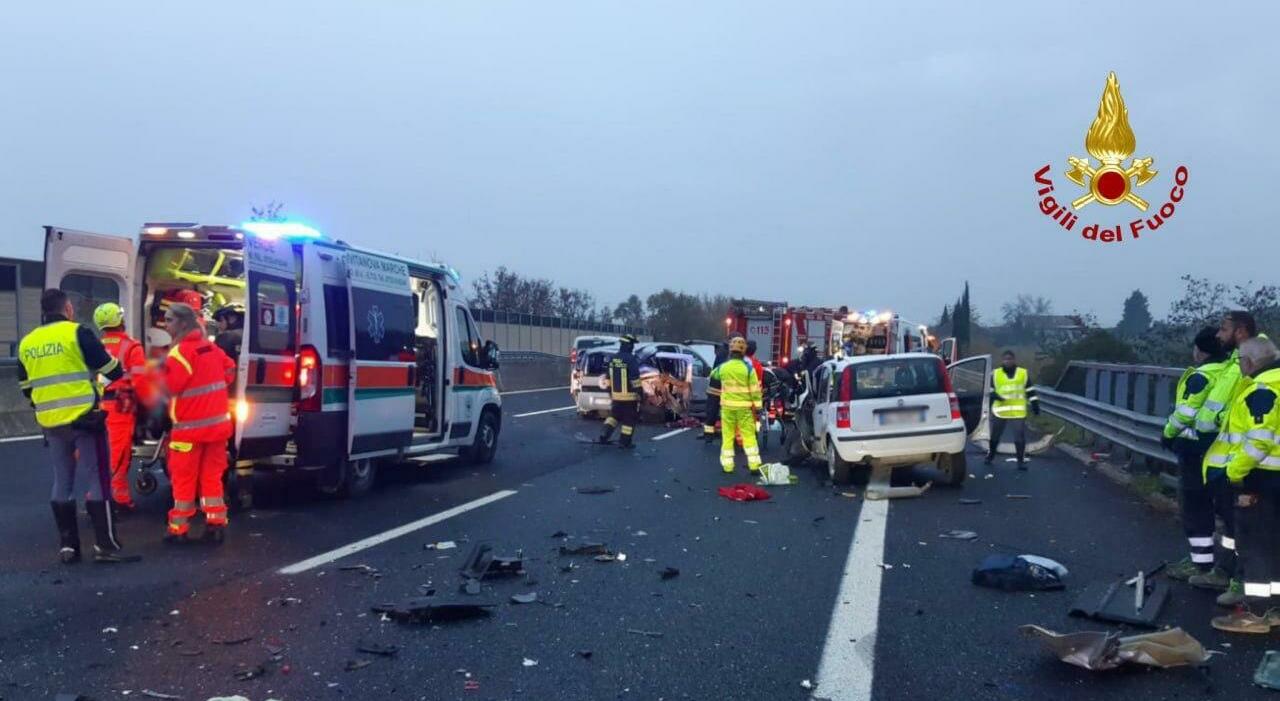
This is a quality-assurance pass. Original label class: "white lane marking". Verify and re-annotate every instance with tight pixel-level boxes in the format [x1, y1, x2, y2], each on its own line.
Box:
[502, 386, 570, 396]
[815, 468, 891, 701]
[513, 406, 576, 418]
[652, 427, 690, 441]
[278, 490, 517, 575]
[0, 434, 41, 444]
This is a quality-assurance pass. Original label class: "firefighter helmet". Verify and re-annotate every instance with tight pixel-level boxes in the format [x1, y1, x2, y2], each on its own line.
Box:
[729, 336, 748, 355]
[93, 302, 125, 330]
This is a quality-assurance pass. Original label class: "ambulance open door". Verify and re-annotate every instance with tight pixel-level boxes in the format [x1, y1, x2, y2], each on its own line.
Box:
[43, 227, 138, 336]
[236, 236, 297, 458]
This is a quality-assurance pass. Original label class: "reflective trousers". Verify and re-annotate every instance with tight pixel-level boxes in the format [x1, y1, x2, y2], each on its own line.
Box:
[1238, 470, 1280, 602]
[720, 407, 761, 473]
[1179, 443, 1235, 573]
[167, 440, 228, 535]
[105, 408, 136, 506]
[703, 396, 720, 436]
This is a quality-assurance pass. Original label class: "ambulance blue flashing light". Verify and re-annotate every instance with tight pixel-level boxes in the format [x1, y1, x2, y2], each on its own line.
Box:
[240, 221, 324, 240]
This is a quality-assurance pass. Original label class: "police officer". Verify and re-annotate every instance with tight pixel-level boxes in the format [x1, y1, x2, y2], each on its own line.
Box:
[598, 334, 642, 448]
[1160, 327, 1230, 581]
[985, 350, 1038, 468]
[18, 290, 139, 564]
[1208, 337, 1280, 633]
[1191, 311, 1266, 600]
[94, 302, 147, 515]
[712, 336, 763, 473]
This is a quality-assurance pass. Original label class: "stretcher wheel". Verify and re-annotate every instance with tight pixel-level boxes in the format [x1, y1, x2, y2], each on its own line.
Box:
[135, 471, 158, 496]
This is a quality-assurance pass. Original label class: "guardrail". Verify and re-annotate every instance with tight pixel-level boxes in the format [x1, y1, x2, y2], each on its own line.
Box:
[1034, 360, 1184, 469]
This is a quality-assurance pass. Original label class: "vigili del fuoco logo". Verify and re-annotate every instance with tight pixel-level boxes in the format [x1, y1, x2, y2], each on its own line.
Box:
[1034, 72, 1188, 243]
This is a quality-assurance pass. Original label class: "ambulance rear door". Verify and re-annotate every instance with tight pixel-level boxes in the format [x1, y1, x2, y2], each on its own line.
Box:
[344, 251, 416, 457]
[236, 235, 297, 458]
[44, 227, 138, 336]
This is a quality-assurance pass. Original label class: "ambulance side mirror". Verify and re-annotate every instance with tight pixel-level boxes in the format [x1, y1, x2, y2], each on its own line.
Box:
[482, 340, 500, 370]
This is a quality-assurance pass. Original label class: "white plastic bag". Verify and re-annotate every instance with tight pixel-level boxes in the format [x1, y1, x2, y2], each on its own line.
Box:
[757, 463, 792, 486]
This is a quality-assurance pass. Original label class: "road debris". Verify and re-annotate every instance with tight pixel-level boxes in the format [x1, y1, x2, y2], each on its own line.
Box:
[550, 530, 568, 538]
[757, 463, 795, 486]
[972, 554, 1066, 591]
[266, 596, 303, 607]
[511, 592, 539, 604]
[1256, 650, 1280, 690]
[212, 635, 254, 646]
[340, 564, 381, 577]
[594, 552, 627, 563]
[939, 530, 978, 541]
[575, 485, 616, 495]
[801, 679, 813, 689]
[233, 664, 267, 681]
[660, 567, 680, 580]
[865, 482, 932, 500]
[577, 650, 594, 659]
[1006, 494, 1032, 500]
[958, 498, 983, 505]
[1070, 576, 1169, 628]
[558, 542, 610, 557]
[344, 659, 373, 672]
[522, 657, 539, 667]
[626, 628, 664, 638]
[139, 692, 181, 700]
[460, 543, 525, 582]
[101, 626, 118, 634]
[839, 491, 858, 498]
[372, 598, 496, 624]
[717, 484, 771, 502]
[355, 641, 399, 656]
[1020, 625, 1209, 670]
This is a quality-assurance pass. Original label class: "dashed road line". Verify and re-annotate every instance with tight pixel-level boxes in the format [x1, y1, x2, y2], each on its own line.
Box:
[278, 490, 518, 575]
[0, 434, 41, 444]
[652, 427, 690, 441]
[513, 406, 577, 418]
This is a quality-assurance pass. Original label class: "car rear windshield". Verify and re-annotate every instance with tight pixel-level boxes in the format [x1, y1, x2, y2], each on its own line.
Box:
[843, 357, 943, 399]
[576, 338, 615, 351]
[582, 351, 615, 375]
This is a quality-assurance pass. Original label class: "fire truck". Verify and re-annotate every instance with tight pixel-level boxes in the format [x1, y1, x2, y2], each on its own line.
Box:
[725, 300, 842, 367]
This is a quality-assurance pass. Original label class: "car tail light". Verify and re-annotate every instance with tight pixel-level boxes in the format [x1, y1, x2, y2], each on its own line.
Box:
[297, 345, 322, 412]
[937, 358, 961, 420]
[838, 366, 854, 402]
[570, 349, 578, 364]
[836, 402, 851, 429]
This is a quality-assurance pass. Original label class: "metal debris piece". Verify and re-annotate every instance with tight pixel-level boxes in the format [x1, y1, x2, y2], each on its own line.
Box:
[356, 641, 399, 656]
[958, 498, 983, 505]
[176, 649, 202, 657]
[267, 596, 303, 607]
[865, 482, 932, 500]
[626, 628, 664, 638]
[575, 485, 615, 495]
[1255, 650, 1280, 690]
[140, 691, 181, 700]
[1006, 494, 1032, 500]
[212, 636, 254, 646]
[939, 530, 978, 541]
[426, 541, 457, 550]
[511, 592, 539, 604]
[233, 664, 267, 681]
[522, 657, 539, 667]
[371, 598, 496, 624]
[1020, 625, 1209, 670]
[839, 491, 858, 498]
[344, 659, 373, 672]
[460, 543, 525, 581]
[550, 531, 568, 538]
[660, 567, 680, 580]
[559, 542, 610, 557]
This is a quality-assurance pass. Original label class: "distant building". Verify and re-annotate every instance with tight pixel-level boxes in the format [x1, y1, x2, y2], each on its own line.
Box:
[0, 257, 44, 357]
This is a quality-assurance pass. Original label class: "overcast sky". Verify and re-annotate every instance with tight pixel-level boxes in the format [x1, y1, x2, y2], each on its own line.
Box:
[1, 2, 1275, 324]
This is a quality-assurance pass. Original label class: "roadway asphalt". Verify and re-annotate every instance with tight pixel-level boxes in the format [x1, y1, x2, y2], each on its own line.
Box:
[0, 388, 1272, 700]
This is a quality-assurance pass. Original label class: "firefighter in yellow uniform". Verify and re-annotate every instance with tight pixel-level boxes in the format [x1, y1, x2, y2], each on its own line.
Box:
[598, 335, 642, 448]
[711, 336, 762, 473]
[1207, 337, 1280, 634]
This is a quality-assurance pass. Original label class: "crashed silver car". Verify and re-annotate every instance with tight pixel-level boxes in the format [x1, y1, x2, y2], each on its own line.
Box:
[573, 343, 710, 421]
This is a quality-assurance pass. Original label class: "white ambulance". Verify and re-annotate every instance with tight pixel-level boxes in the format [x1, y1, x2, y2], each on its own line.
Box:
[43, 222, 502, 499]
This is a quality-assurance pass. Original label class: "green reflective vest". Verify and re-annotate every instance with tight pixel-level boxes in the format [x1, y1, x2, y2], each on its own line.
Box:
[711, 358, 760, 410]
[992, 367, 1029, 419]
[1164, 360, 1227, 440]
[1197, 334, 1271, 434]
[1204, 366, 1280, 482]
[18, 321, 99, 428]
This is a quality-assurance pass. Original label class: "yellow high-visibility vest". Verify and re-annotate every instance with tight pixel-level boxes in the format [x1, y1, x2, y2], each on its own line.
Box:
[992, 367, 1029, 419]
[18, 321, 99, 428]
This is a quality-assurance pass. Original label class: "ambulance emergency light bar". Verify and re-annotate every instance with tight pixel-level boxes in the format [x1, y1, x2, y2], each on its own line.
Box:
[846, 309, 893, 323]
[239, 221, 323, 240]
[139, 221, 323, 242]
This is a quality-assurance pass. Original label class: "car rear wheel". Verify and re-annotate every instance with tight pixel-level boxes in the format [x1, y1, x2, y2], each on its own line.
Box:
[936, 451, 968, 487]
[827, 440, 853, 484]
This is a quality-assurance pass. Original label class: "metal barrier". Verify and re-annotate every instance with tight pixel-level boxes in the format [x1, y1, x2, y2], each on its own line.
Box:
[1034, 360, 1184, 467]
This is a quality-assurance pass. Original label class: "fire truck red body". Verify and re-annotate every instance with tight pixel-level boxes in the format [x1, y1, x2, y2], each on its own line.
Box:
[725, 300, 842, 367]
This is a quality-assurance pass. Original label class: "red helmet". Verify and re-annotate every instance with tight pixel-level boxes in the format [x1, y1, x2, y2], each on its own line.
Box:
[167, 289, 204, 311]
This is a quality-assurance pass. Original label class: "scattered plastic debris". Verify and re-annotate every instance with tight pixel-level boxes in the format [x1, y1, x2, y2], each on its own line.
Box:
[344, 659, 373, 672]
[426, 541, 457, 550]
[575, 485, 615, 495]
[267, 596, 302, 607]
[1006, 494, 1032, 500]
[212, 635, 254, 646]
[878, 563, 893, 571]
[1255, 650, 1280, 690]
[633, 530, 648, 537]
[939, 530, 978, 541]
[660, 567, 680, 580]
[139, 692, 180, 700]
[839, 491, 858, 498]
[972, 554, 1066, 591]
[233, 664, 266, 681]
[577, 650, 594, 659]
[511, 592, 539, 604]
[958, 498, 983, 505]
[865, 482, 932, 500]
[757, 463, 796, 486]
[717, 484, 771, 502]
[559, 543, 610, 557]
[101, 627, 118, 634]
[1021, 625, 1208, 670]
[372, 598, 496, 624]
[460, 543, 525, 582]
[550, 530, 568, 538]
[463, 679, 481, 691]
[594, 552, 627, 563]
[207, 696, 252, 701]
[356, 641, 399, 657]
[522, 657, 539, 667]
[626, 628, 664, 638]
[801, 679, 813, 690]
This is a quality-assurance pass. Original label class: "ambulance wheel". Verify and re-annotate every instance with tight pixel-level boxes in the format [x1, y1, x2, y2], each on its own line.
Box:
[463, 410, 500, 465]
[936, 451, 968, 487]
[135, 471, 158, 496]
[341, 458, 377, 498]
[826, 440, 852, 484]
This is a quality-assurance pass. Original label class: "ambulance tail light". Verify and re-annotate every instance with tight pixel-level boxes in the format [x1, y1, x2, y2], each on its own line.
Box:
[938, 358, 961, 420]
[297, 345, 322, 412]
[235, 399, 251, 423]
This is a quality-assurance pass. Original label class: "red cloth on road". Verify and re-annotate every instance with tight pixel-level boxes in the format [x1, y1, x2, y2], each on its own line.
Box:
[717, 484, 772, 502]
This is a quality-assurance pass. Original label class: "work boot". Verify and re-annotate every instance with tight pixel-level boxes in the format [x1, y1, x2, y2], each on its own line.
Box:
[1189, 567, 1230, 591]
[1016, 460, 1027, 471]
[164, 532, 192, 545]
[983, 454, 994, 465]
[201, 526, 226, 545]
[618, 433, 635, 450]
[85, 500, 140, 563]
[50, 501, 81, 564]
[112, 501, 138, 519]
[1211, 607, 1272, 634]
[1164, 557, 1202, 582]
[1216, 579, 1246, 607]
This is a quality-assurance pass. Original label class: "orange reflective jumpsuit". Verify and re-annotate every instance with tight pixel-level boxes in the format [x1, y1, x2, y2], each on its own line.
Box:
[101, 330, 146, 507]
[164, 329, 235, 535]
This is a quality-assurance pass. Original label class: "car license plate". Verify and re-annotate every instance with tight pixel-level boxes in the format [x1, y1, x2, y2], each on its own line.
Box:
[878, 410, 923, 426]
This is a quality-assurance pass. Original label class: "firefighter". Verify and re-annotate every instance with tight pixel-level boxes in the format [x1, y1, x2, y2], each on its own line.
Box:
[712, 336, 762, 473]
[1190, 310, 1265, 599]
[162, 303, 235, 544]
[93, 303, 147, 515]
[985, 350, 1038, 469]
[152, 288, 205, 330]
[702, 344, 728, 441]
[598, 334, 642, 448]
[1160, 327, 1231, 581]
[1208, 337, 1280, 633]
[17, 289, 139, 564]
[212, 303, 244, 360]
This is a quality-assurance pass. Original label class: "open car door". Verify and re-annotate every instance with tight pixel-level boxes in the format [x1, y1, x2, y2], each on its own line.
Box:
[939, 337, 958, 364]
[344, 251, 416, 457]
[236, 236, 296, 458]
[947, 354, 991, 441]
[44, 227, 137, 335]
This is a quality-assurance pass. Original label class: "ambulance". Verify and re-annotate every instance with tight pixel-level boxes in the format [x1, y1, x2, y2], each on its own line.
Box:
[43, 222, 502, 499]
[828, 309, 951, 360]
